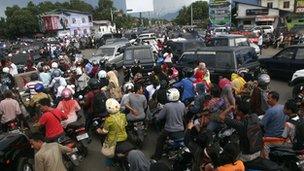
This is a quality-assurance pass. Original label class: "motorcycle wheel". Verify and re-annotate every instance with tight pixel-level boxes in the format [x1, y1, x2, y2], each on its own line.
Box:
[16, 157, 33, 171]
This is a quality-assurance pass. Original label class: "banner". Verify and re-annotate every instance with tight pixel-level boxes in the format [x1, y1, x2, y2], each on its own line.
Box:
[209, 0, 231, 27]
[296, 0, 304, 13]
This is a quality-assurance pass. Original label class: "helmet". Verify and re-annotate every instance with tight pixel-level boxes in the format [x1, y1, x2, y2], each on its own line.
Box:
[98, 70, 107, 79]
[167, 88, 180, 102]
[51, 62, 58, 68]
[106, 98, 120, 114]
[61, 88, 72, 99]
[123, 82, 134, 92]
[52, 69, 61, 77]
[88, 78, 100, 90]
[258, 74, 270, 87]
[2, 67, 9, 73]
[34, 83, 44, 93]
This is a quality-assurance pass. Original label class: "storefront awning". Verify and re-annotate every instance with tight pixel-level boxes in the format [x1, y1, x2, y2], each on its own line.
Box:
[255, 16, 276, 22]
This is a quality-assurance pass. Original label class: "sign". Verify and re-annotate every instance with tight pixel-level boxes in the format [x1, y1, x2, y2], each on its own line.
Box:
[246, 9, 269, 16]
[296, 0, 304, 13]
[126, 0, 154, 13]
[209, 0, 231, 27]
[256, 16, 275, 22]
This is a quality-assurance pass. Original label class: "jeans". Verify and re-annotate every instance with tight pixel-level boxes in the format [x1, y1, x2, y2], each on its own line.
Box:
[153, 130, 184, 159]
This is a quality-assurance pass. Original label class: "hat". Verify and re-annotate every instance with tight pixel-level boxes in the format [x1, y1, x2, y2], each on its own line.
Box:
[2, 67, 9, 73]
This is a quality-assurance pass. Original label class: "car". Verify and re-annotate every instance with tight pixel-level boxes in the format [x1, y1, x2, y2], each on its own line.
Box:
[166, 39, 206, 61]
[123, 45, 156, 72]
[0, 132, 34, 171]
[95, 33, 122, 47]
[138, 33, 156, 39]
[251, 25, 274, 34]
[90, 42, 129, 68]
[289, 69, 304, 98]
[210, 34, 260, 55]
[178, 46, 259, 82]
[212, 27, 229, 36]
[259, 45, 304, 81]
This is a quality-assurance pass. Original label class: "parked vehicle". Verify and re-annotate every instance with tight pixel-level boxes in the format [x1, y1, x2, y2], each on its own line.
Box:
[178, 46, 260, 82]
[0, 132, 34, 171]
[210, 34, 261, 55]
[123, 45, 156, 73]
[259, 45, 304, 81]
[95, 33, 122, 47]
[212, 27, 228, 36]
[289, 69, 304, 98]
[251, 25, 274, 34]
[138, 33, 156, 39]
[166, 39, 206, 60]
[90, 42, 128, 68]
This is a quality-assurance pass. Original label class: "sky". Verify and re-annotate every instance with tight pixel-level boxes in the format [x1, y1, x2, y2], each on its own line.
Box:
[0, 0, 200, 18]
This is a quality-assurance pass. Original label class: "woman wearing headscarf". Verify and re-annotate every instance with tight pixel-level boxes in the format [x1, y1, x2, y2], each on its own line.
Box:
[127, 150, 150, 171]
[231, 73, 246, 95]
[107, 71, 122, 100]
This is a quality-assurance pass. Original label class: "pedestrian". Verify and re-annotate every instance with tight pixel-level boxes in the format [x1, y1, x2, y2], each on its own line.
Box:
[258, 33, 263, 55]
[29, 132, 72, 171]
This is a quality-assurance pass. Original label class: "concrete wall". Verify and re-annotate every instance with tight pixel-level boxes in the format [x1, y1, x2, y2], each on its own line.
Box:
[261, 0, 294, 12]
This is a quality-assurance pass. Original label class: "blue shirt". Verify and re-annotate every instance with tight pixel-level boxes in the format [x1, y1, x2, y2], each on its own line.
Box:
[261, 104, 288, 137]
[173, 78, 195, 102]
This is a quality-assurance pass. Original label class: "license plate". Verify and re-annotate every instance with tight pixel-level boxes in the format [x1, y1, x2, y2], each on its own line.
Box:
[76, 133, 89, 141]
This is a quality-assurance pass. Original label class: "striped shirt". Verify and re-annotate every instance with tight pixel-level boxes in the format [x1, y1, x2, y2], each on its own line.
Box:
[25, 81, 43, 97]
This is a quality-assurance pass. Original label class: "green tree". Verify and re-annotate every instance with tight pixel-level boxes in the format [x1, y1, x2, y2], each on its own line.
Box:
[69, 0, 94, 13]
[98, 0, 114, 10]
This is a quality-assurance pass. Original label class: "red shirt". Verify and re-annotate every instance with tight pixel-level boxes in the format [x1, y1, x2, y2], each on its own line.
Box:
[39, 109, 65, 139]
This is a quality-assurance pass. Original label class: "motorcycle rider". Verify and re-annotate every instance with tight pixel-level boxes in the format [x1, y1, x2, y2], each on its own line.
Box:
[152, 88, 186, 160]
[56, 88, 81, 128]
[48, 69, 67, 104]
[34, 98, 67, 142]
[0, 67, 16, 98]
[24, 73, 43, 98]
[173, 69, 195, 106]
[0, 90, 23, 132]
[125, 83, 147, 121]
[251, 74, 270, 116]
[97, 70, 109, 90]
[120, 82, 134, 112]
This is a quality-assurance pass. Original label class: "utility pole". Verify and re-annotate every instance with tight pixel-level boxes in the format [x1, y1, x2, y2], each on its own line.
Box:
[110, 8, 114, 23]
[191, 3, 193, 26]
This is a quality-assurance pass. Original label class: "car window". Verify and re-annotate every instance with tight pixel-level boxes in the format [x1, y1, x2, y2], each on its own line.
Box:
[197, 51, 233, 69]
[184, 42, 204, 51]
[276, 48, 296, 60]
[211, 38, 229, 46]
[236, 50, 257, 67]
[296, 48, 304, 60]
[124, 49, 133, 60]
[180, 54, 197, 67]
[134, 48, 151, 60]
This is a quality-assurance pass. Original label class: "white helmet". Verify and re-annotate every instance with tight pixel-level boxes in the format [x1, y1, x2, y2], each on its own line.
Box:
[106, 98, 120, 114]
[123, 82, 134, 92]
[2, 67, 9, 73]
[98, 70, 107, 79]
[167, 88, 180, 102]
[76, 67, 83, 76]
[258, 74, 270, 86]
[51, 62, 58, 68]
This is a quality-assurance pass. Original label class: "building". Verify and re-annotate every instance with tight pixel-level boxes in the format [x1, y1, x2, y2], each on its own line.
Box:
[41, 9, 93, 37]
[92, 20, 116, 38]
[235, 2, 290, 29]
[260, 0, 295, 12]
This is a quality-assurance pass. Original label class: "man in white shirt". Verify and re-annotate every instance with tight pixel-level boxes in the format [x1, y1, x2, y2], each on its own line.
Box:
[258, 33, 263, 55]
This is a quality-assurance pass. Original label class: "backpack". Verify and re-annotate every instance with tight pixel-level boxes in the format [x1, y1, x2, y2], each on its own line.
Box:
[287, 117, 304, 150]
[246, 114, 263, 154]
[92, 91, 107, 117]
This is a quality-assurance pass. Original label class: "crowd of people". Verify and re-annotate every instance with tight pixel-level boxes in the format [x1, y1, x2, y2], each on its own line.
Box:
[0, 34, 304, 171]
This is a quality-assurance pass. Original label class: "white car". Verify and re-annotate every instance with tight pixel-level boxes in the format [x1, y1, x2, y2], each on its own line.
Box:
[212, 27, 229, 36]
[138, 33, 156, 39]
[251, 25, 274, 34]
[290, 69, 304, 98]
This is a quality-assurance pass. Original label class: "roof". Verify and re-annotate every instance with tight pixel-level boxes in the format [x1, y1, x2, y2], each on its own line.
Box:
[182, 46, 253, 53]
[43, 9, 91, 16]
[234, 1, 292, 12]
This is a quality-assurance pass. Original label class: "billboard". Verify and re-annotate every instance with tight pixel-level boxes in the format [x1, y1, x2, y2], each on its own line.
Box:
[296, 0, 304, 13]
[209, 0, 231, 27]
[126, 0, 154, 13]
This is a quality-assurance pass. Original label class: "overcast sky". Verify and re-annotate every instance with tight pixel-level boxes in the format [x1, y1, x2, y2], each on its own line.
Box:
[0, 0, 200, 18]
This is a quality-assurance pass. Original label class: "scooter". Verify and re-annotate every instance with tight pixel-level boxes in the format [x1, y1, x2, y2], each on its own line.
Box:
[127, 120, 147, 148]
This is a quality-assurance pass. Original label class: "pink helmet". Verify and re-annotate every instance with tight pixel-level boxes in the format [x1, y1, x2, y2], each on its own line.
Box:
[61, 88, 72, 99]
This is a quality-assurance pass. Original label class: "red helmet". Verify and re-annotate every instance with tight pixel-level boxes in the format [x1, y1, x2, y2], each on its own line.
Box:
[61, 88, 72, 99]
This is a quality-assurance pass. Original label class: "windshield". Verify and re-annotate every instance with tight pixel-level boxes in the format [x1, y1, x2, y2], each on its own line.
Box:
[181, 51, 234, 69]
[96, 47, 115, 56]
[235, 38, 250, 46]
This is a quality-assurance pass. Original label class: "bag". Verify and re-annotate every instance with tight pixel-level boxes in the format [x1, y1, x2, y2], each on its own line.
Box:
[287, 118, 304, 150]
[92, 91, 107, 116]
[246, 114, 263, 154]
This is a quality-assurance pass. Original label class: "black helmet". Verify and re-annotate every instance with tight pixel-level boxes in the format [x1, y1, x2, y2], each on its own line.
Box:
[88, 78, 100, 90]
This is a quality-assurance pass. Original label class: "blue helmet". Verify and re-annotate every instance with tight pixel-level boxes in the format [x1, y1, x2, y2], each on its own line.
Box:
[34, 83, 44, 93]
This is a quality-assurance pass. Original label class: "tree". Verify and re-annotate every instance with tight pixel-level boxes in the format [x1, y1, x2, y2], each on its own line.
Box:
[98, 0, 114, 10]
[174, 1, 209, 26]
[69, 0, 94, 13]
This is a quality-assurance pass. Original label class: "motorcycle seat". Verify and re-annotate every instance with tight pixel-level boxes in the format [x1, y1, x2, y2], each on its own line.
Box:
[66, 122, 85, 129]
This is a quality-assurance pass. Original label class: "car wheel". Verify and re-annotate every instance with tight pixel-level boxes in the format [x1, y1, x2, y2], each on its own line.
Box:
[292, 83, 304, 99]
[16, 157, 33, 171]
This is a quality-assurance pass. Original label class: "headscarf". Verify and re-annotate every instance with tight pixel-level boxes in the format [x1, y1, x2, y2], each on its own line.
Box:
[127, 150, 150, 171]
[107, 71, 119, 88]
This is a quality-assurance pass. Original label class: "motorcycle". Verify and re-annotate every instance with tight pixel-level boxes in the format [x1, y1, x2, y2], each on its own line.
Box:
[65, 122, 91, 157]
[269, 145, 304, 171]
[127, 120, 147, 148]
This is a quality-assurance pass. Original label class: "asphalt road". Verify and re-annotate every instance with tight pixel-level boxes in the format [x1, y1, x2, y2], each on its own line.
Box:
[75, 47, 292, 171]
